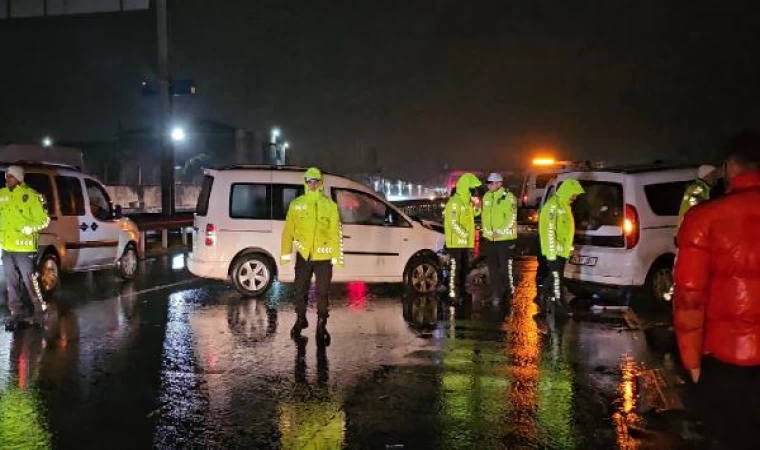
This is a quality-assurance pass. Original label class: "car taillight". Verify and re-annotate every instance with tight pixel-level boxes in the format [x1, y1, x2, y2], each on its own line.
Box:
[522, 194, 528, 206]
[624, 204, 639, 249]
[205, 223, 216, 246]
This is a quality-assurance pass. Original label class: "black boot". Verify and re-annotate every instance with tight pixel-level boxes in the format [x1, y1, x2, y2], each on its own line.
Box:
[290, 315, 309, 339]
[316, 317, 331, 346]
[4, 316, 22, 332]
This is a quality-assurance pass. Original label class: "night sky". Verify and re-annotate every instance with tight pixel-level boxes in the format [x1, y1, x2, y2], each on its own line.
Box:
[2, 0, 759, 178]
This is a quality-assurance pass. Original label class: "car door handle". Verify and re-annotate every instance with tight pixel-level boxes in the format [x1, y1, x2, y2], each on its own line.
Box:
[344, 235, 352, 239]
[91, 222, 99, 231]
[79, 223, 89, 231]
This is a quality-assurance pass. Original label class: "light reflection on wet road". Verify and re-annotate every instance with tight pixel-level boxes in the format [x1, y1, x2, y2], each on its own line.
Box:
[0, 254, 696, 449]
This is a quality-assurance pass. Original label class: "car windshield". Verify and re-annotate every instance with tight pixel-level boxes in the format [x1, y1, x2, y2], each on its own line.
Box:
[571, 181, 624, 231]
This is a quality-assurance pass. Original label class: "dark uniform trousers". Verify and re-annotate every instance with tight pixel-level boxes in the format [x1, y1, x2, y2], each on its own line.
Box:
[293, 254, 333, 318]
[2, 251, 44, 317]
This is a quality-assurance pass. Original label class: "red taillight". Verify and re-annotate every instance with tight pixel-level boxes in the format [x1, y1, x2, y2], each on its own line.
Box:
[522, 194, 528, 205]
[205, 223, 216, 246]
[624, 204, 639, 249]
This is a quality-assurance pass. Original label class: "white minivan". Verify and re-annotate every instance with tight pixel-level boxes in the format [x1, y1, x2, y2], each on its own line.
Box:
[0, 162, 142, 292]
[542, 164, 699, 306]
[187, 166, 446, 296]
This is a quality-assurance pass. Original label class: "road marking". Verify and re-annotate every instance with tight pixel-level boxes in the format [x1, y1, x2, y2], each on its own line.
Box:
[114, 277, 202, 300]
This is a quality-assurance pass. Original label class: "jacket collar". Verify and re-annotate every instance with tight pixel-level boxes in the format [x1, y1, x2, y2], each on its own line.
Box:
[729, 170, 760, 192]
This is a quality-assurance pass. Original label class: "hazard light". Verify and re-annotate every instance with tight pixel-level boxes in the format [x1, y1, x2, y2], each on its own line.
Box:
[532, 157, 556, 166]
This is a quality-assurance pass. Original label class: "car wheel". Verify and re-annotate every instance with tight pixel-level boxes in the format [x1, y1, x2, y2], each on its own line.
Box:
[644, 259, 674, 309]
[231, 254, 273, 297]
[406, 256, 440, 294]
[117, 245, 139, 280]
[38, 252, 60, 293]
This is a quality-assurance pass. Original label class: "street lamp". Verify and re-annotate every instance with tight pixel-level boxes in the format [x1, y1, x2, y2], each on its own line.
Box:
[271, 127, 281, 143]
[42, 136, 53, 147]
[171, 127, 186, 142]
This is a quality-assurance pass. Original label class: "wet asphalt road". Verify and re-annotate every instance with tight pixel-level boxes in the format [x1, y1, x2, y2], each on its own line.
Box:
[0, 254, 705, 449]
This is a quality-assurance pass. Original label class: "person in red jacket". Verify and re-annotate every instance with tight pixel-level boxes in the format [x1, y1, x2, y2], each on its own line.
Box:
[674, 130, 760, 449]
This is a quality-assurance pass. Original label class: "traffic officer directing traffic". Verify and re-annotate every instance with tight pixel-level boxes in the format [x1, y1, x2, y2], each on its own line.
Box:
[0, 165, 50, 331]
[537, 178, 584, 318]
[443, 173, 482, 300]
[281, 167, 343, 345]
[481, 173, 518, 302]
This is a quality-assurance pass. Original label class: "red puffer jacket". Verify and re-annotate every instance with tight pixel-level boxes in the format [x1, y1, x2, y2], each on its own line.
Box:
[674, 170, 760, 369]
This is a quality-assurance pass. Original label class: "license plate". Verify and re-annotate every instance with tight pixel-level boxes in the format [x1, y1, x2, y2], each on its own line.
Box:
[570, 255, 597, 266]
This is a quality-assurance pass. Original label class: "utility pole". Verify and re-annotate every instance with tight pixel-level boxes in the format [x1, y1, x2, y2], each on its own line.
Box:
[157, 0, 175, 216]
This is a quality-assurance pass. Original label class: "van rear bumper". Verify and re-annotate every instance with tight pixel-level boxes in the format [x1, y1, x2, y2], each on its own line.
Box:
[187, 254, 227, 280]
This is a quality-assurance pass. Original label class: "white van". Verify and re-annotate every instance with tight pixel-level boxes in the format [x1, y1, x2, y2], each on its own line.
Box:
[542, 164, 699, 306]
[0, 163, 141, 292]
[187, 166, 446, 296]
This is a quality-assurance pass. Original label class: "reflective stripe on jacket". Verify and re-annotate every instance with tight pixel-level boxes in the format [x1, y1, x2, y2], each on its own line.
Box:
[481, 188, 517, 242]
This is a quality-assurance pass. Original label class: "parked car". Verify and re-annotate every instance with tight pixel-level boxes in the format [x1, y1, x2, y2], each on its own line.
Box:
[0, 162, 141, 292]
[541, 164, 699, 306]
[187, 166, 446, 296]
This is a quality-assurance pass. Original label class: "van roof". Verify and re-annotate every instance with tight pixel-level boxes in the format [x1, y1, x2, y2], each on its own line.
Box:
[564, 162, 701, 175]
[209, 165, 333, 175]
[0, 161, 83, 172]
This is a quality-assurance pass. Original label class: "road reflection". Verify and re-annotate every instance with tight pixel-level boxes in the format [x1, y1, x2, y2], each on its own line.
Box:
[0, 328, 51, 448]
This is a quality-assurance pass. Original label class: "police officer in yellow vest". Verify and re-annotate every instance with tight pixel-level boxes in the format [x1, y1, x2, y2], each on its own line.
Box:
[281, 167, 343, 344]
[481, 173, 518, 302]
[443, 173, 482, 300]
[0, 166, 50, 330]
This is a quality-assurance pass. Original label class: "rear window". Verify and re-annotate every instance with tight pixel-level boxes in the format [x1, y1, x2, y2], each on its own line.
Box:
[55, 176, 85, 216]
[229, 183, 269, 220]
[23, 173, 54, 214]
[644, 181, 691, 216]
[572, 181, 624, 231]
[535, 173, 555, 189]
[272, 184, 304, 220]
[196, 175, 214, 216]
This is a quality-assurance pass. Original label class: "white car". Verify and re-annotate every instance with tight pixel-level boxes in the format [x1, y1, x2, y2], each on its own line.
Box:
[0, 162, 141, 292]
[187, 166, 446, 296]
[542, 164, 699, 306]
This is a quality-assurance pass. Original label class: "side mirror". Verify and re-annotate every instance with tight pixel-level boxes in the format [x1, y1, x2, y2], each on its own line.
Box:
[114, 204, 123, 219]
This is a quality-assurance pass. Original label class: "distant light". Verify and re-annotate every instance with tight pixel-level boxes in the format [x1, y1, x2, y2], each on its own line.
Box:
[428, 195, 436, 201]
[283, 141, 290, 150]
[42, 136, 53, 147]
[532, 157, 556, 166]
[171, 127, 186, 142]
[271, 128, 281, 139]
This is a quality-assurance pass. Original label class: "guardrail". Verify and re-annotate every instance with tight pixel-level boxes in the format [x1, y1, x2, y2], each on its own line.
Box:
[126, 212, 194, 257]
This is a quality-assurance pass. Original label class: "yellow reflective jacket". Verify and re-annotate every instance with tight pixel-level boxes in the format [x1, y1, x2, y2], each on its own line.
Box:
[0, 183, 50, 253]
[539, 179, 585, 260]
[444, 173, 482, 249]
[281, 185, 343, 266]
[482, 188, 517, 241]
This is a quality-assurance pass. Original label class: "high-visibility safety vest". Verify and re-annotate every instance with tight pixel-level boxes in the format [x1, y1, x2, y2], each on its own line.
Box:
[444, 173, 482, 249]
[481, 187, 517, 241]
[281, 181, 343, 266]
[0, 183, 50, 253]
[539, 179, 585, 261]
[676, 178, 711, 234]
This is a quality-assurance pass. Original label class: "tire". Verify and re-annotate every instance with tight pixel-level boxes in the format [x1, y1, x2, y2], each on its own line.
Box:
[231, 254, 274, 297]
[117, 244, 139, 280]
[405, 256, 440, 294]
[643, 258, 674, 309]
[38, 252, 61, 294]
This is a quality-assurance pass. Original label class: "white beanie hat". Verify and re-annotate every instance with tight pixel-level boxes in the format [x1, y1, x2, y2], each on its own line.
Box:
[697, 164, 717, 180]
[6, 165, 24, 183]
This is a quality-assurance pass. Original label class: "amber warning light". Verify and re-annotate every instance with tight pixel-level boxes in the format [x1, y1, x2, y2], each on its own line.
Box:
[532, 157, 556, 166]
